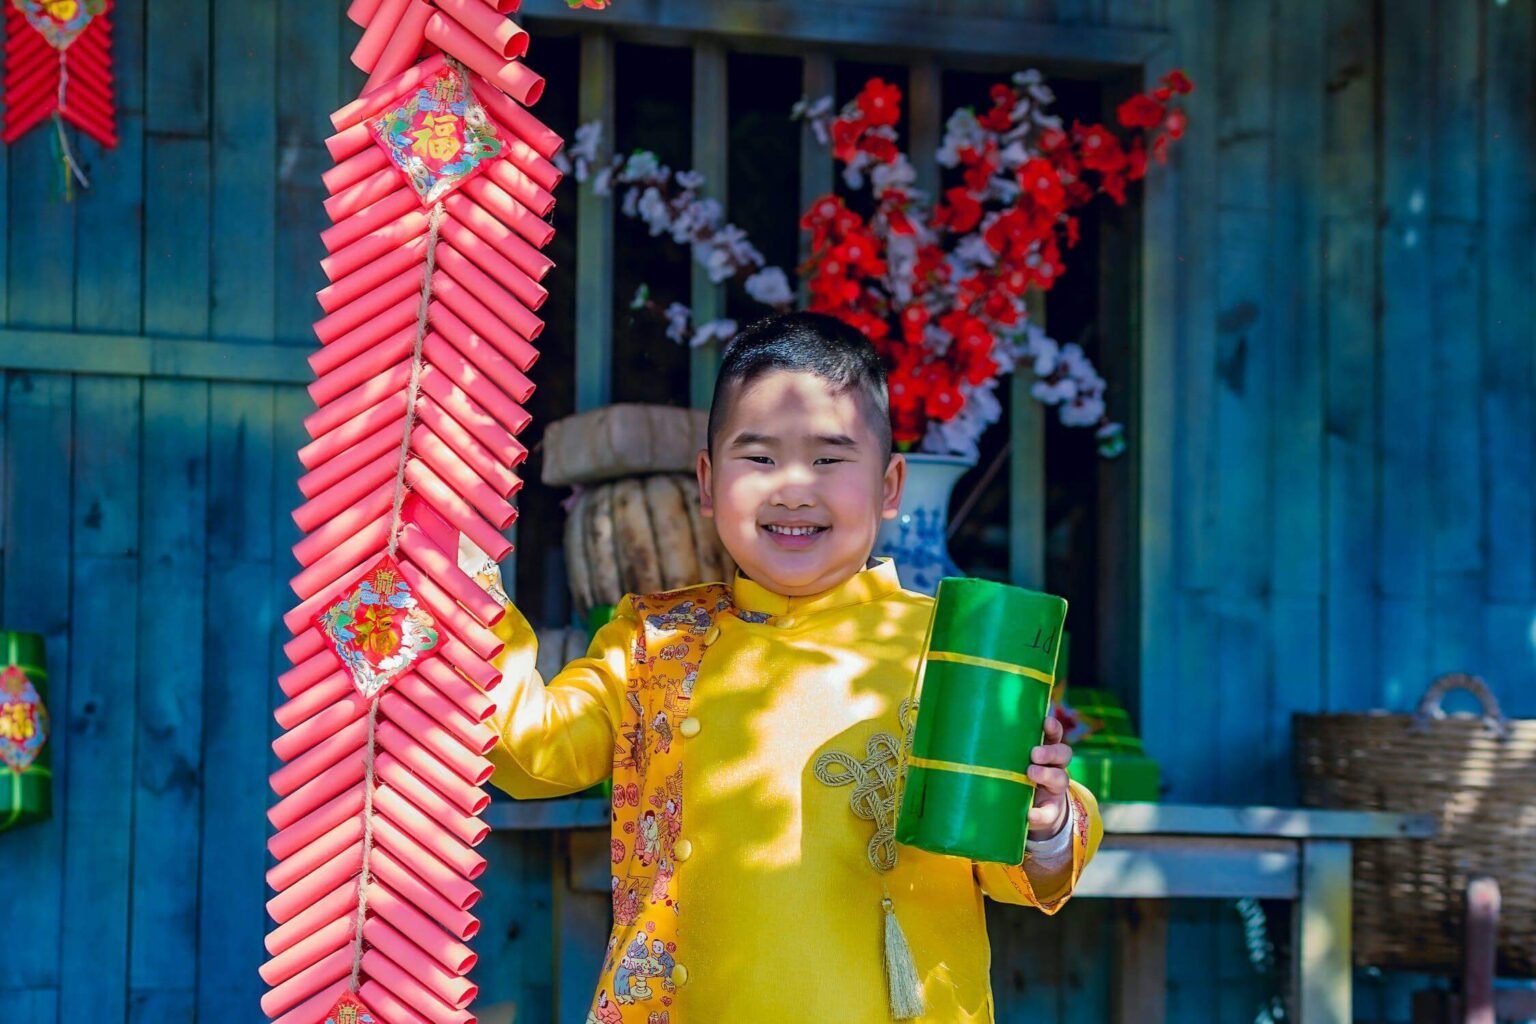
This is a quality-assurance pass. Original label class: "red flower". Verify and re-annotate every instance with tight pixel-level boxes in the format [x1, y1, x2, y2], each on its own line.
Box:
[1075, 125, 1127, 174]
[833, 229, 886, 277]
[857, 79, 902, 128]
[831, 117, 865, 163]
[1126, 137, 1148, 181]
[1162, 69, 1194, 95]
[859, 132, 900, 164]
[1116, 94, 1165, 130]
[900, 304, 930, 343]
[978, 101, 1014, 133]
[1164, 108, 1188, 140]
[922, 366, 965, 421]
[1018, 159, 1065, 211]
[963, 146, 998, 193]
[934, 187, 983, 234]
[962, 351, 999, 387]
[1038, 127, 1069, 153]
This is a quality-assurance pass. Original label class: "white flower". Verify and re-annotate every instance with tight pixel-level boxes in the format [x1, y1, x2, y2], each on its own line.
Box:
[871, 155, 918, 194]
[1059, 395, 1105, 427]
[691, 318, 738, 348]
[744, 267, 795, 307]
[592, 163, 617, 197]
[621, 185, 641, 218]
[937, 107, 984, 168]
[675, 169, 706, 191]
[638, 187, 672, 235]
[664, 302, 692, 344]
[619, 151, 662, 183]
[792, 95, 833, 121]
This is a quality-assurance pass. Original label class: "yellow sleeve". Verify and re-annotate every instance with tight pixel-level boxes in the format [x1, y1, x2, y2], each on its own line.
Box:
[973, 781, 1103, 913]
[483, 596, 636, 799]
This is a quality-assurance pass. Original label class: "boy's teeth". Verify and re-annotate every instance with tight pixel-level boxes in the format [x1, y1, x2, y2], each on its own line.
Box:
[767, 525, 822, 536]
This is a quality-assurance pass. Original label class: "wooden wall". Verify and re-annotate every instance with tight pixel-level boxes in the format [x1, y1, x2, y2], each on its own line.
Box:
[0, 0, 1530, 1021]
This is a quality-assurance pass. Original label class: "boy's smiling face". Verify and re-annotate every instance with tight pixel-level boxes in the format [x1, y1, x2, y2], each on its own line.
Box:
[697, 369, 905, 597]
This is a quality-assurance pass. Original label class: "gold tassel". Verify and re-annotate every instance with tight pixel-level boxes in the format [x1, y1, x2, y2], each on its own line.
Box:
[882, 893, 925, 1020]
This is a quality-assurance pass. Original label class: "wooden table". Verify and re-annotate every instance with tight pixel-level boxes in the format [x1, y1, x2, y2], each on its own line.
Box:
[1087, 803, 1436, 1024]
[486, 800, 1435, 1023]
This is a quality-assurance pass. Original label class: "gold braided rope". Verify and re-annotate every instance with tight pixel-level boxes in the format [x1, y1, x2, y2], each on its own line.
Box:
[812, 699, 916, 872]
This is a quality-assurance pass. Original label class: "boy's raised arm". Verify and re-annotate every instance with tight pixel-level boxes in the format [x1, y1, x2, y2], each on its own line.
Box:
[482, 597, 634, 799]
[972, 780, 1103, 914]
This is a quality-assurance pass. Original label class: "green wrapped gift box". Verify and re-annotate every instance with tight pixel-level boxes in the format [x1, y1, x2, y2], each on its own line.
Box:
[0, 630, 51, 832]
[1063, 688, 1161, 802]
[896, 578, 1067, 864]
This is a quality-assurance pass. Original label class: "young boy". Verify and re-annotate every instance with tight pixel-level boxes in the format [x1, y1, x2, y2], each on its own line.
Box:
[487, 312, 1102, 1023]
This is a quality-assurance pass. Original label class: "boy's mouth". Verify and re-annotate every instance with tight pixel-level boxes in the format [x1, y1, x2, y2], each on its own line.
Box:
[761, 522, 828, 550]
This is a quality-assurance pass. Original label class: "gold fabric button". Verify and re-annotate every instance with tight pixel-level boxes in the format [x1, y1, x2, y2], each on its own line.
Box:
[704, 624, 721, 645]
[673, 838, 694, 862]
[679, 717, 701, 738]
[671, 963, 690, 987]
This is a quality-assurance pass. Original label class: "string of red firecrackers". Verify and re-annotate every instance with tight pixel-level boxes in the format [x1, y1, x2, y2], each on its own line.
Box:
[553, 69, 1190, 460]
[260, 1, 563, 1021]
[3, 0, 119, 200]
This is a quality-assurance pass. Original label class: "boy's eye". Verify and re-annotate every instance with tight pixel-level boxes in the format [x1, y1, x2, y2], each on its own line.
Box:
[814, 457, 844, 466]
[743, 456, 773, 464]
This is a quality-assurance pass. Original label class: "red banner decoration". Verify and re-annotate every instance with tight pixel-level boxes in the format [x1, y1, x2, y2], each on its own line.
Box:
[3, 0, 118, 163]
[264, 0, 562, 1020]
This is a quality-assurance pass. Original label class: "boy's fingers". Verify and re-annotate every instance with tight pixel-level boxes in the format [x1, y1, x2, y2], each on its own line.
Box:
[1028, 765, 1069, 794]
[1042, 716, 1063, 744]
[1031, 742, 1072, 767]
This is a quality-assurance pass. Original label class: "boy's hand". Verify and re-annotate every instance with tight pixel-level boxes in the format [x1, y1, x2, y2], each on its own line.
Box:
[1027, 714, 1073, 839]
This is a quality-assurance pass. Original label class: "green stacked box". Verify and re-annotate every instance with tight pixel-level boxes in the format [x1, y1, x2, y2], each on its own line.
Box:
[0, 630, 51, 832]
[1064, 688, 1161, 802]
[896, 578, 1067, 864]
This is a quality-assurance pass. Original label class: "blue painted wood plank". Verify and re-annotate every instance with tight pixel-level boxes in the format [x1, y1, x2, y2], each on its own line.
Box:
[1214, 209, 1271, 601]
[1265, 595, 1323, 804]
[0, 373, 72, 998]
[1055, 902, 1111, 1023]
[1481, 0, 1534, 604]
[145, 0, 209, 136]
[197, 383, 275, 1018]
[1167, 0, 1219, 592]
[0, 990, 57, 1024]
[1429, 220, 1485, 678]
[73, 0, 144, 334]
[1430, 0, 1481, 224]
[1268, 0, 1324, 600]
[1322, 216, 1379, 710]
[211, 2, 278, 342]
[6, 127, 76, 329]
[58, 376, 140, 1023]
[1214, 0, 1271, 212]
[1482, 602, 1536, 714]
[987, 905, 1062, 1023]
[471, 832, 556, 1020]
[1375, 0, 1433, 711]
[143, 137, 211, 339]
[1322, 0, 1376, 219]
[128, 379, 208, 1009]
[273, 0, 343, 347]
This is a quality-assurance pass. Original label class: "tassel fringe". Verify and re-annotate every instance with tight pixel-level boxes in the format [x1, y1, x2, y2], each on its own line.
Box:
[882, 894, 925, 1020]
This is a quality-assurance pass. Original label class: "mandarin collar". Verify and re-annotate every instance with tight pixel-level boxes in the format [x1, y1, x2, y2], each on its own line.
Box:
[731, 558, 902, 620]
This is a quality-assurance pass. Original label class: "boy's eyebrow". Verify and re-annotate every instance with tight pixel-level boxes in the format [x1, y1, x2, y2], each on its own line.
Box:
[727, 431, 860, 448]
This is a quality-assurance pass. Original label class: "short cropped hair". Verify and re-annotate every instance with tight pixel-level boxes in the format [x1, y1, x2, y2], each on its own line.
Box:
[706, 311, 893, 460]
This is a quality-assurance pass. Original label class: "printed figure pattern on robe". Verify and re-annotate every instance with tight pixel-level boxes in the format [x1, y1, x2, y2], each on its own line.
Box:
[261, 0, 563, 1020]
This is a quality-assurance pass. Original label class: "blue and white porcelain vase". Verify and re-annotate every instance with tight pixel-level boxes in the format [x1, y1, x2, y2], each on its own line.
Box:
[875, 452, 976, 595]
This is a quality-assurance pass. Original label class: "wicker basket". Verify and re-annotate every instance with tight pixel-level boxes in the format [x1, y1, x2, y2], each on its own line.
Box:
[1294, 674, 1536, 975]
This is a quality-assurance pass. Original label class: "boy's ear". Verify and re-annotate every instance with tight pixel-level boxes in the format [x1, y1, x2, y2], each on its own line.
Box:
[881, 452, 906, 521]
[696, 448, 714, 518]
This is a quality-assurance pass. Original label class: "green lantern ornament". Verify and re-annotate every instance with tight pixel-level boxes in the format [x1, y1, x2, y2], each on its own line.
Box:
[0, 630, 51, 832]
[896, 578, 1066, 864]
